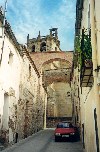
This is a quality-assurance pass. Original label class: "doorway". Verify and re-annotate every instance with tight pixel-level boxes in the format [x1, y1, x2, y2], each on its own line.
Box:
[82, 123, 85, 148]
[94, 108, 99, 152]
[2, 93, 9, 129]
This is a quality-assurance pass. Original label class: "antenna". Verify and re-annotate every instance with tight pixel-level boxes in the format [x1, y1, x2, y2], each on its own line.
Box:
[2, 0, 8, 37]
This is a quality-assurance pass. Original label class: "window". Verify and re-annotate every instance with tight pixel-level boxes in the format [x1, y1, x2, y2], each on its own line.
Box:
[8, 52, 13, 65]
[40, 42, 46, 52]
[94, 108, 99, 152]
[32, 45, 35, 52]
[29, 64, 31, 78]
[57, 122, 73, 128]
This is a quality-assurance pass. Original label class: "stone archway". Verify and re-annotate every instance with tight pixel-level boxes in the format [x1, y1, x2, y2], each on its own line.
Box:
[30, 51, 73, 74]
[41, 58, 73, 128]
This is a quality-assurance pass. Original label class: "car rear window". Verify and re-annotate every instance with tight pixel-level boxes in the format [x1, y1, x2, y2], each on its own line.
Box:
[57, 123, 73, 128]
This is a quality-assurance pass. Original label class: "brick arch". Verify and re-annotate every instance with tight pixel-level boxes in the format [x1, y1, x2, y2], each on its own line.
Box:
[42, 58, 72, 86]
[30, 51, 73, 73]
[42, 58, 71, 69]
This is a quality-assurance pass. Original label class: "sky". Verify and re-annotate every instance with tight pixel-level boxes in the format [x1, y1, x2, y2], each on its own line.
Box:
[0, 0, 76, 51]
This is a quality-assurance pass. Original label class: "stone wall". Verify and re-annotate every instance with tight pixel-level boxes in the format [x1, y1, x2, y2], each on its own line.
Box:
[47, 82, 72, 119]
[16, 50, 46, 140]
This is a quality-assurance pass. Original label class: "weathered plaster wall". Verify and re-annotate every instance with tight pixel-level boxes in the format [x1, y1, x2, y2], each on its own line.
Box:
[80, 87, 97, 152]
[75, 0, 100, 151]
[47, 82, 72, 117]
[46, 82, 72, 128]
[0, 26, 47, 144]
[0, 31, 21, 143]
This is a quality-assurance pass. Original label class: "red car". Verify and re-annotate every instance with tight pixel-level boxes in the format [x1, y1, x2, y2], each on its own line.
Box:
[54, 122, 79, 142]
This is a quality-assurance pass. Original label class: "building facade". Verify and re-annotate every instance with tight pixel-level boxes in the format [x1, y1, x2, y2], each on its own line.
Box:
[73, 0, 100, 151]
[0, 8, 46, 144]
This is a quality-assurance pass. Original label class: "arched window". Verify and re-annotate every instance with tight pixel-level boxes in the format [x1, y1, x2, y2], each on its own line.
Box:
[40, 42, 46, 52]
[32, 45, 35, 52]
[55, 47, 57, 51]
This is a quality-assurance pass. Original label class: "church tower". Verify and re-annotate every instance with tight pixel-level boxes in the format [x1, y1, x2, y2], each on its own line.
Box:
[27, 28, 61, 52]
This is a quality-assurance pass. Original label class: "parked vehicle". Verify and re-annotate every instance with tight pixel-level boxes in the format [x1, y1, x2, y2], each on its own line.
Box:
[54, 122, 79, 142]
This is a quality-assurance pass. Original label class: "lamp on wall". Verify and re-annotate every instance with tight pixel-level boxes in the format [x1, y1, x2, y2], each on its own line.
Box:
[94, 65, 100, 72]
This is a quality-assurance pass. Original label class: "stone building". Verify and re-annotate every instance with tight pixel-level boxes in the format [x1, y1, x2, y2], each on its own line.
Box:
[1, 0, 100, 151]
[73, 0, 100, 151]
[0, 8, 22, 143]
[28, 46, 73, 127]
[0, 8, 46, 144]
[16, 47, 46, 139]
[0, 7, 73, 146]
[27, 28, 61, 52]
[27, 26, 73, 128]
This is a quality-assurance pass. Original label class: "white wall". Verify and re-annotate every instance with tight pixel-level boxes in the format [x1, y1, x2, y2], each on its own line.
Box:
[0, 23, 21, 142]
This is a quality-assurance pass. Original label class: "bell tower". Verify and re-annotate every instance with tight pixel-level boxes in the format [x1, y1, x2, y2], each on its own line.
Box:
[27, 28, 61, 52]
[49, 28, 58, 39]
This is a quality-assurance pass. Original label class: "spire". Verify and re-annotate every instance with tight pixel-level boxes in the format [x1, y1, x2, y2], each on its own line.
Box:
[38, 30, 41, 40]
[27, 34, 29, 47]
[39, 31, 40, 37]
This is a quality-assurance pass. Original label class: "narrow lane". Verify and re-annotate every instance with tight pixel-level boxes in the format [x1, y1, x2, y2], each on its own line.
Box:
[2, 129, 83, 152]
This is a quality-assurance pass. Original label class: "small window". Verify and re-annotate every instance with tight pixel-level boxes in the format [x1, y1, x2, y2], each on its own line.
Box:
[32, 45, 35, 52]
[55, 47, 57, 51]
[8, 52, 13, 65]
[40, 42, 46, 52]
[29, 64, 31, 77]
[67, 91, 70, 97]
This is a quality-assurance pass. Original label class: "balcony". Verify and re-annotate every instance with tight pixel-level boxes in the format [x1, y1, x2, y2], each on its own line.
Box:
[80, 29, 93, 87]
